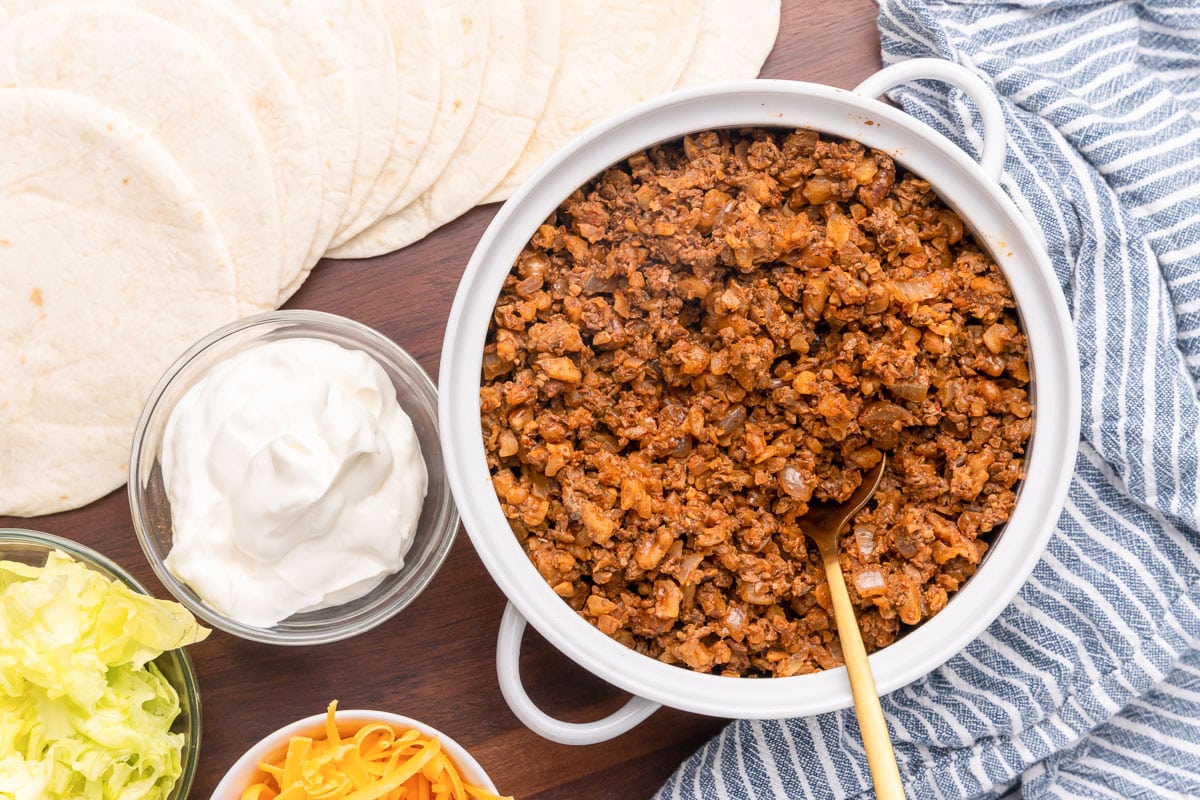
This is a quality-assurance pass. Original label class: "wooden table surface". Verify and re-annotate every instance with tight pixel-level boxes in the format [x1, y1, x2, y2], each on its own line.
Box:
[0, 3, 884, 797]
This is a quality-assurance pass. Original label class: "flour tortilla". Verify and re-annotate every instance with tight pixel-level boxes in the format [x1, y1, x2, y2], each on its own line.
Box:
[483, 0, 700, 204]
[0, 5, 285, 314]
[332, 0, 559, 258]
[312, 0, 399, 237]
[0, 88, 240, 516]
[5, 0, 325, 296]
[326, 0, 440, 248]
[378, 0, 488, 219]
[227, 0, 361, 273]
[674, 0, 780, 88]
[144, 0, 324, 289]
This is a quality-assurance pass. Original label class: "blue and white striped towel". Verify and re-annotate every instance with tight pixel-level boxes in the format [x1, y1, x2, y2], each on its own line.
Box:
[657, 1, 1200, 797]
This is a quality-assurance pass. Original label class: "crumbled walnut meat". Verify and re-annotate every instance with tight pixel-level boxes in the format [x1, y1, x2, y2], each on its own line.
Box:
[480, 128, 1032, 677]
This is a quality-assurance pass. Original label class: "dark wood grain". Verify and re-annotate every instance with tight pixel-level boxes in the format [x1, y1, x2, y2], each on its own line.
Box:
[0, 3, 882, 797]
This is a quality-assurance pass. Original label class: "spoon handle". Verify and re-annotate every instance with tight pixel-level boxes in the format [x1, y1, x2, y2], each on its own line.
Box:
[821, 545, 906, 800]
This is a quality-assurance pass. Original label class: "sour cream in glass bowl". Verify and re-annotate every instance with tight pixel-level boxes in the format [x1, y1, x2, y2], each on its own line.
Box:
[129, 310, 459, 645]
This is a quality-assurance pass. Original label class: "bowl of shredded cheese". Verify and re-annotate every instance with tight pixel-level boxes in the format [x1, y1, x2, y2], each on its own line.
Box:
[212, 702, 511, 800]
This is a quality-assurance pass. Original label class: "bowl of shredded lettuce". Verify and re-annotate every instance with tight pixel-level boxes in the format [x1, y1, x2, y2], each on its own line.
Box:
[0, 528, 208, 800]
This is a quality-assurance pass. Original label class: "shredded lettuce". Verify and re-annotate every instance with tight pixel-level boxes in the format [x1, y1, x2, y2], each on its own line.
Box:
[0, 549, 209, 800]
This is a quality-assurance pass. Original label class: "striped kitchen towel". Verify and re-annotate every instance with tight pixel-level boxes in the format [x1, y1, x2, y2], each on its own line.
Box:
[657, 1, 1200, 798]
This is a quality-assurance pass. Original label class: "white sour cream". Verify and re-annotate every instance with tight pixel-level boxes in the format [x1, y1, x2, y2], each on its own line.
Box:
[161, 337, 427, 627]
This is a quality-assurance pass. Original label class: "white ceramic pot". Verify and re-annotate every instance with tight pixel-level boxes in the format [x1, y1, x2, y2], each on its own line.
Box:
[440, 59, 1080, 745]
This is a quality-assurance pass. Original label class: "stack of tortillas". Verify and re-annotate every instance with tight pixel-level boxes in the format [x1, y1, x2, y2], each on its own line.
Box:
[0, 0, 780, 517]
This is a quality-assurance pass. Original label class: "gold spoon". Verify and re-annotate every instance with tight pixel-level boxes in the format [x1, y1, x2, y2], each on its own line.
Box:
[799, 454, 904, 799]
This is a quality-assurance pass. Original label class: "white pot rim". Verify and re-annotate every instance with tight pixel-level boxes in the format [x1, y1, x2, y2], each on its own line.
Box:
[440, 71, 1080, 726]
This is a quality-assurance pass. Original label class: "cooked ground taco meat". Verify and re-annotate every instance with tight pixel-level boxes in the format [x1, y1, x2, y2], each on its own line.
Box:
[479, 128, 1032, 677]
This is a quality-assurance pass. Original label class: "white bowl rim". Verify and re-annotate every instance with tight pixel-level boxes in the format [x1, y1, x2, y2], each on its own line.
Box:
[210, 708, 499, 798]
[439, 77, 1081, 720]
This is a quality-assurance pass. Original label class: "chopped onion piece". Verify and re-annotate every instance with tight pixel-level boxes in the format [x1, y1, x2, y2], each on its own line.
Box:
[855, 568, 887, 597]
[854, 526, 876, 558]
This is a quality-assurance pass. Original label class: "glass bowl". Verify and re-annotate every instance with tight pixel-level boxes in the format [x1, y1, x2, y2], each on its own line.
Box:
[0, 528, 201, 800]
[128, 310, 459, 645]
[211, 709, 500, 799]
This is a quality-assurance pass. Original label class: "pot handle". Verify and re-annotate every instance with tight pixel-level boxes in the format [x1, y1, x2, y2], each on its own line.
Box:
[495, 602, 661, 745]
[854, 58, 1006, 182]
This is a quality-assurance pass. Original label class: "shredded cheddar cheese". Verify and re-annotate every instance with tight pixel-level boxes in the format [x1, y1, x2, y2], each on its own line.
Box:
[241, 702, 512, 800]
